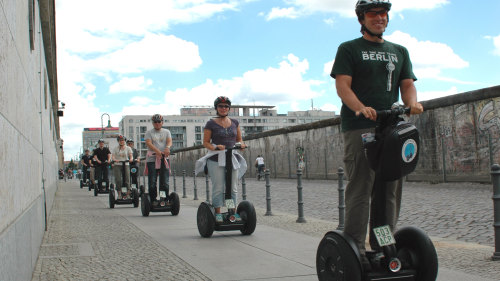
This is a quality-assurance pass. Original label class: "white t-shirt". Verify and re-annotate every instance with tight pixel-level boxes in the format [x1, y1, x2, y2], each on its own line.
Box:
[256, 157, 264, 165]
[145, 128, 172, 162]
[112, 146, 133, 163]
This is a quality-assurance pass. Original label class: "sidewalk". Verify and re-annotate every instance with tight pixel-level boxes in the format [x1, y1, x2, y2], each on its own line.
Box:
[31, 180, 499, 280]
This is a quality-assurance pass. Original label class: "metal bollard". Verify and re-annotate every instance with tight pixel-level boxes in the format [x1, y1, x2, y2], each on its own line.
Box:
[182, 170, 187, 198]
[173, 169, 177, 192]
[192, 170, 198, 199]
[193, 171, 198, 200]
[296, 169, 306, 223]
[337, 167, 345, 231]
[265, 169, 273, 216]
[205, 173, 210, 202]
[491, 164, 500, 261]
[241, 175, 247, 201]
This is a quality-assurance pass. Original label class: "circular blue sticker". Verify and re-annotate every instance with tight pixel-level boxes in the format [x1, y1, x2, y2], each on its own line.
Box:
[402, 139, 417, 163]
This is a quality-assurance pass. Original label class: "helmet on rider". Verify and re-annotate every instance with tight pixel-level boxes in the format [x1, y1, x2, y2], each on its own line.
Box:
[214, 96, 231, 117]
[98, 139, 105, 143]
[126, 138, 134, 144]
[214, 96, 231, 109]
[117, 135, 126, 142]
[152, 114, 163, 123]
[355, 0, 391, 38]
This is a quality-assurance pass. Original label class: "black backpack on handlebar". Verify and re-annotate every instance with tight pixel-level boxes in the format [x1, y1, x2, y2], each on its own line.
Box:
[364, 108, 420, 181]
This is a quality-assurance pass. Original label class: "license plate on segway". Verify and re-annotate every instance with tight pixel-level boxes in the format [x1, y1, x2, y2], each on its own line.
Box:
[121, 187, 127, 193]
[373, 225, 396, 247]
[160, 191, 166, 198]
[225, 199, 235, 209]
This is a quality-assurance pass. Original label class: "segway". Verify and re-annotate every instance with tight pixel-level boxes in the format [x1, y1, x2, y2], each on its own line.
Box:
[94, 162, 110, 196]
[140, 154, 180, 216]
[80, 168, 90, 189]
[130, 160, 139, 191]
[109, 161, 139, 208]
[196, 143, 257, 238]
[316, 106, 438, 281]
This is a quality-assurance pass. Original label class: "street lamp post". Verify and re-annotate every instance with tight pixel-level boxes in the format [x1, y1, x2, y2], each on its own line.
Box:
[101, 113, 111, 138]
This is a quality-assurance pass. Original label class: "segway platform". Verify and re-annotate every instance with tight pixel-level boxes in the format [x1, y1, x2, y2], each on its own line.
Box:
[109, 184, 139, 208]
[94, 183, 109, 196]
[141, 189, 180, 216]
[197, 199, 257, 237]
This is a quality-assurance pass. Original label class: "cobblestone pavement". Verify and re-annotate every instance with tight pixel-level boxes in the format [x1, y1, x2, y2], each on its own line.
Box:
[32, 181, 210, 281]
[33, 178, 500, 281]
[178, 176, 495, 246]
[177, 176, 500, 280]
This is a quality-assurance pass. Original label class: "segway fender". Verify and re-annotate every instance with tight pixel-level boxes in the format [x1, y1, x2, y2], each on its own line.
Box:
[316, 230, 363, 281]
[197, 201, 216, 238]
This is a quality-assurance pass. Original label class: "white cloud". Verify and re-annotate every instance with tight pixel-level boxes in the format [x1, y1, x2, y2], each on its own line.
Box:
[56, 0, 239, 38]
[87, 33, 202, 74]
[263, 0, 449, 20]
[390, 0, 449, 12]
[109, 76, 153, 94]
[266, 7, 301, 20]
[124, 54, 325, 114]
[323, 59, 334, 76]
[417, 86, 458, 102]
[385, 31, 470, 81]
[485, 34, 500, 56]
[320, 103, 339, 113]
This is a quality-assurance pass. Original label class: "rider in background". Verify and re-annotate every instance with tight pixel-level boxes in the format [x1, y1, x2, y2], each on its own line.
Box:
[111, 135, 133, 197]
[331, 0, 423, 269]
[255, 155, 265, 179]
[93, 139, 112, 191]
[202, 96, 247, 223]
[145, 114, 172, 207]
[80, 149, 92, 183]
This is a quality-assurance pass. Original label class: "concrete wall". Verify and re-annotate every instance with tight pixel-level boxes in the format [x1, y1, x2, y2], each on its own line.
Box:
[170, 85, 500, 183]
[0, 1, 59, 280]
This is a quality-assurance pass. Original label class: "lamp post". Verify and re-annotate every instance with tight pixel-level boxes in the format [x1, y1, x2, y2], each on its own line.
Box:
[101, 113, 111, 138]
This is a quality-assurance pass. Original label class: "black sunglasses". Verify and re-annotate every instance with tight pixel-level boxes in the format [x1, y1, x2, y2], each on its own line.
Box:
[153, 121, 162, 123]
[217, 105, 230, 109]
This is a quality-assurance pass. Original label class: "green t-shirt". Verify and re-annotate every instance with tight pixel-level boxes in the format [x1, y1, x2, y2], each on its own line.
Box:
[331, 37, 416, 132]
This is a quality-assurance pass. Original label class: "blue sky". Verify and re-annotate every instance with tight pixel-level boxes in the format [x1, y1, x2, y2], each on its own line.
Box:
[56, 0, 500, 159]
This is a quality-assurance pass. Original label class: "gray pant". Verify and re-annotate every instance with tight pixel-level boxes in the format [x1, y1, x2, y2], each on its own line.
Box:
[113, 164, 131, 191]
[207, 159, 238, 208]
[343, 128, 401, 255]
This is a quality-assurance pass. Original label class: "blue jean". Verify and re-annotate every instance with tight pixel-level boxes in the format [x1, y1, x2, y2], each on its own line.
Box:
[147, 160, 169, 201]
[207, 159, 238, 208]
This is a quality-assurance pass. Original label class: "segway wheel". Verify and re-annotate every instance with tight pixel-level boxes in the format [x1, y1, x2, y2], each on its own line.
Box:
[132, 188, 139, 208]
[394, 226, 438, 281]
[237, 200, 257, 235]
[197, 202, 215, 238]
[80, 180, 83, 189]
[169, 192, 180, 216]
[141, 193, 150, 216]
[89, 182, 92, 191]
[109, 188, 115, 209]
[94, 184, 98, 196]
[316, 231, 362, 281]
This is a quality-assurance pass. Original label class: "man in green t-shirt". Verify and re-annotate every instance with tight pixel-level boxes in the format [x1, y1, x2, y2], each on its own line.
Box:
[330, 0, 423, 269]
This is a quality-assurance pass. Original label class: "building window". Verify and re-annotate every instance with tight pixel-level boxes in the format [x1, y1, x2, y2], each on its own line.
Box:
[195, 126, 201, 133]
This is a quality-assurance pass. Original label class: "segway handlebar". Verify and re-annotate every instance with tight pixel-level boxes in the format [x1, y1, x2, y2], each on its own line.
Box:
[375, 107, 410, 119]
